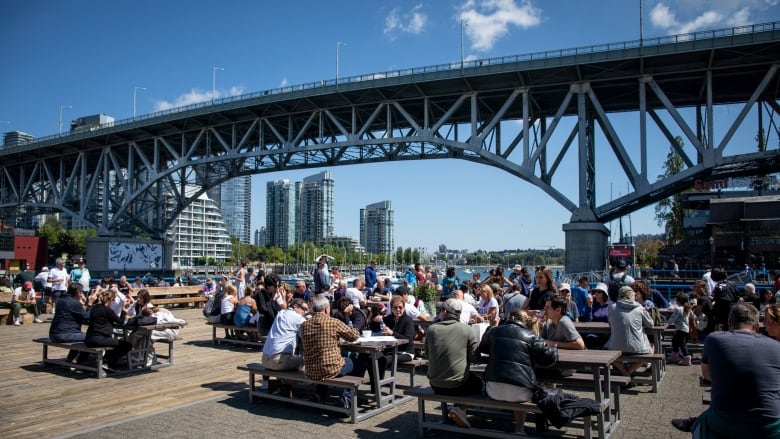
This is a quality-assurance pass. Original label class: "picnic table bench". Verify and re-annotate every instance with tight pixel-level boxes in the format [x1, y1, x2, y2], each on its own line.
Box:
[206, 321, 265, 348]
[146, 286, 206, 307]
[238, 363, 364, 422]
[33, 338, 112, 378]
[403, 386, 608, 439]
[619, 353, 665, 393]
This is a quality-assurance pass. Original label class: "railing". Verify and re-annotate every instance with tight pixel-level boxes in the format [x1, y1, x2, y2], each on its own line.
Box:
[6, 21, 778, 152]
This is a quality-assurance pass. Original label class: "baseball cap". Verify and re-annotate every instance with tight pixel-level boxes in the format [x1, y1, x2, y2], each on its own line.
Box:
[441, 298, 462, 316]
[24, 281, 33, 289]
[513, 264, 523, 271]
[559, 282, 571, 292]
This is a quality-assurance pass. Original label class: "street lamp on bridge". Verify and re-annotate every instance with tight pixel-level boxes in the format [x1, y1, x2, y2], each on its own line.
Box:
[336, 41, 347, 86]
[133, 86, 146, 119]
[59, 104, 72, 135]
[212, 66, 224, 104]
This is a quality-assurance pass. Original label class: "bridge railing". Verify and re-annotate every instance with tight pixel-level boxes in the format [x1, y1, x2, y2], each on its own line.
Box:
[9, 21, 779, 151]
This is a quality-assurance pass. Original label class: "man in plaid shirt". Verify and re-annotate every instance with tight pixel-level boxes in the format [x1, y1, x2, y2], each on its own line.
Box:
[301, 295, 362, 407]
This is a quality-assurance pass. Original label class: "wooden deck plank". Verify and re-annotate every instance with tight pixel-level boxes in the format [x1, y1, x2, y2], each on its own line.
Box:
[0, 308, 255, 439]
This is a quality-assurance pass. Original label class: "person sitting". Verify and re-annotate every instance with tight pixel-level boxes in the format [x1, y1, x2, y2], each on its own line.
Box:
[380, 295, 416, 362]
[234, 294, 257, 328]
[201, 278, 216, 295]
[605, 286, 653, 377]
[540, 295, 585, 350]
[763, 304, 780, 341]
[333, 296, 367, 330]
[220, 284, 238, 338]
[254, 274, 283, 337]
[453, 288, 482, 325]
[49, 284, 94, 365]
[425, 299, 482, 427]
[671, 304, 780, 436]
[262, 298, 308, 371]
[476, 284, 499, 323]
[11, 281, 42, 325]
[523, 267, 558, 311]
[345, 278, 367, 309]
[480, 309, 558, 435]
[396, 286, 430, 321]
[300, 295, 362, 408]
[500, 283, 526, 322]
[85, 289, 133, 371]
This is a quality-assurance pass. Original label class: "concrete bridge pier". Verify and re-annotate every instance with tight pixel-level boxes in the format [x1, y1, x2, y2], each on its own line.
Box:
[563, 221, 609, 274]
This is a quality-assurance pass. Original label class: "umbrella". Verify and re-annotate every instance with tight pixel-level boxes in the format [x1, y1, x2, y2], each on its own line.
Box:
[314, 254, 335, 263]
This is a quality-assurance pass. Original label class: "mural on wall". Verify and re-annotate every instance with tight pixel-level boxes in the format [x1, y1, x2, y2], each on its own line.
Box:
[108, 241, 162, 270]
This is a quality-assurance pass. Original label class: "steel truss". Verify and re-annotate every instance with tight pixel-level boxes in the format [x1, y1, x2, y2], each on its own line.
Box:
[1, 33, 779, 238]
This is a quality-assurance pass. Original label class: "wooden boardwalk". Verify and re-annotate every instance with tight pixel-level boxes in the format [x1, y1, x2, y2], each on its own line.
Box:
[0, 308, 257, 439]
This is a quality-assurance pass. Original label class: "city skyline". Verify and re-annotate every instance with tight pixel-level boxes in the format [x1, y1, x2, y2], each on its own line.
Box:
[3, 1, 779, 251]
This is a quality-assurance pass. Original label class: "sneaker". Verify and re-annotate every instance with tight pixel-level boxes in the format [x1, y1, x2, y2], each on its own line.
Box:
[13, 318, 20, 326]
[339, 390, 352, 409]
[671, 417, 697, 432]
[34, 318, 43, 323]
[448, 406, 471, 428]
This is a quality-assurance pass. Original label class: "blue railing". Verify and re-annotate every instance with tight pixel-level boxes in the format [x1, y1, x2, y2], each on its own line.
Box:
[8, 20, 779, 151]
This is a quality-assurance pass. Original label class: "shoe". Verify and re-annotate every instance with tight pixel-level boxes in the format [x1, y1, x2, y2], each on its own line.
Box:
[625, 379, 637, 389]
[13, 318, 20, 326]
[666, 352, 680, 363]
[339, 390, 352, 409]
[671, 417, 697, 432]
[34, 318, 43, 323]
[678, 355, 692, 366]
[448, 406, 471, 428]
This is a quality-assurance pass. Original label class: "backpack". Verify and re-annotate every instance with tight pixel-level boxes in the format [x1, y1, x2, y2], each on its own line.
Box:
[647, 306, 663, 326]
[202, 292, 224, 318]
[607, 273, 627, 302]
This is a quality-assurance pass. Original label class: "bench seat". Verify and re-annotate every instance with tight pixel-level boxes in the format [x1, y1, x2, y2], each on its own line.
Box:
[33, 338, 112, 379]
[403, 386, 608, 439]
[554, 372, 632, 423]
[397, 358, 428, 387]
[146, 286, 206, 308]
[238, 363, 364, 423]
[206, 322, 265, 347]
[618, 353, 665, 392]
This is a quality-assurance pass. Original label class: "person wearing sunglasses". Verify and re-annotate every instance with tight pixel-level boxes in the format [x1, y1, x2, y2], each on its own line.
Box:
[262, 298, 308, 372]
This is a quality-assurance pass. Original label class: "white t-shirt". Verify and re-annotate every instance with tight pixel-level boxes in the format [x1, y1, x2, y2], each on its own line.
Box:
[345, 287, 365, 309]
[48, 267, 69, 292]
[457, 299, 479, 324]
[13, 286, 36, 302]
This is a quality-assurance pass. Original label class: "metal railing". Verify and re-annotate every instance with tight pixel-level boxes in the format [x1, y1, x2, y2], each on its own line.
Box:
[6, 20, 779, 152]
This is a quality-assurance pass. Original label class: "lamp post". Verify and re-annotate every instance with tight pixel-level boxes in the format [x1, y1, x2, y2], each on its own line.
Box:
[212, 66, 224, 104]
[709, 236, 715, 268]
[59, 105, 72, 135]
[133, 86, 146, 119]
[460, 19, 465, 71]
[336, 41, 347, 86]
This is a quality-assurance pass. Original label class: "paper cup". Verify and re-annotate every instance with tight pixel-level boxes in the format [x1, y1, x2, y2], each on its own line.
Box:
[362, 330, 372, 338]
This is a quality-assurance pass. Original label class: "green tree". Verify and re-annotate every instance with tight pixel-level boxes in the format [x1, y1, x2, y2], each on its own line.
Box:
[403, 247, 412, 265]
[654, 136, 688, 245]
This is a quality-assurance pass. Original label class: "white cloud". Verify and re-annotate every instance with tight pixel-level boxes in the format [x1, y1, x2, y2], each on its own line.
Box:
[459, 0, 543, 52]
[648, 1, 769, 35]
[153, 85, 245, 111]
[280, 78, 288, 87]
[384, 4, 428, 37]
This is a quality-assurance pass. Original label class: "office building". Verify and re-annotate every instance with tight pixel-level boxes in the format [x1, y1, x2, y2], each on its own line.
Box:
[266, 179, 297, 248]
[220, 175, 252, 244]
[298, 171, 334, 244]
[2, 131, 34, 148]
[360, 200, 394, 255]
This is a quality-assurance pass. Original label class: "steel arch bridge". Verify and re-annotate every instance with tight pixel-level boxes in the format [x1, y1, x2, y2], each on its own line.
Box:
[1, 22, 779, 265]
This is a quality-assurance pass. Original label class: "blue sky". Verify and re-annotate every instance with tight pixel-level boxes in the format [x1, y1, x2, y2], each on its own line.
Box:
[2, 0, 779, 251]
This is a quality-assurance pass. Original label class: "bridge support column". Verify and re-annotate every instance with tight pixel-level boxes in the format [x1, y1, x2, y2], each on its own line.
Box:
[562, 221, 609, 274]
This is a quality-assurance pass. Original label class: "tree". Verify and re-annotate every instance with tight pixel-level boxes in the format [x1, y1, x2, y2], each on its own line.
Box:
[403, 247, 412, 265]
[654, 136, 688, 245]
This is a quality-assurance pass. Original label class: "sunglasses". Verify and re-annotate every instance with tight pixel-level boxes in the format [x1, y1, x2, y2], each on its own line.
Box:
[392, 306, 405, 310]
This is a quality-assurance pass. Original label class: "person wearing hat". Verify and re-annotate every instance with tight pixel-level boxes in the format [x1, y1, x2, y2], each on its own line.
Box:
[558, 283, 580, 322]
[426, 298, 482, 427]
[11, 281, 42, 325]
[508, 264, 523, 285]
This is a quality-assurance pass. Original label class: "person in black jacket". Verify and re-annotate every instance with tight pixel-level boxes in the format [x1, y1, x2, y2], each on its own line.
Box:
[50, 283, 93, 364]
[253, 273, 283, 336]
[479, 309, 558, 435]
[85, 289, 132, 370]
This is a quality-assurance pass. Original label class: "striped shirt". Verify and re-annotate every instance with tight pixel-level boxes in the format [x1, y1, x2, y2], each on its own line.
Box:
[300, 312, 360, 380]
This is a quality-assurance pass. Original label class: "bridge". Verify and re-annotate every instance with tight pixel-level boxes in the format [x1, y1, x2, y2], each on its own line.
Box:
[1, 21, 779, 272]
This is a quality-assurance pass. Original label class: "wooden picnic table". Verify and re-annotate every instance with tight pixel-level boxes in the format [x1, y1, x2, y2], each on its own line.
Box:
[471, 348, 622, 439]
[574, 321, 666, 354]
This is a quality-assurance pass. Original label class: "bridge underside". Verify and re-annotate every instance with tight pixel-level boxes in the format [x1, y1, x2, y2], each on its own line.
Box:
[1, 28, 779, 271]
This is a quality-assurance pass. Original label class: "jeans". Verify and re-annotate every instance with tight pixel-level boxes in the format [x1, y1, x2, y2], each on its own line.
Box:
[50, 331, 87, 362]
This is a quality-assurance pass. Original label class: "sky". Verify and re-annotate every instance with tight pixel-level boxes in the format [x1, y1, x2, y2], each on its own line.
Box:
[2, 0, 779, 252]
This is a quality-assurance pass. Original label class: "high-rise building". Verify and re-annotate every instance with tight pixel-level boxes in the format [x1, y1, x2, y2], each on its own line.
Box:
[2, 131, 34, 148]
[168, 186, 232, 267]
[254, 227, 266, 246]
[360, 200, 394, 255]
[220, 175, 252, 244]
[298, 171, 334, 244]
[266, 179, 297, 248]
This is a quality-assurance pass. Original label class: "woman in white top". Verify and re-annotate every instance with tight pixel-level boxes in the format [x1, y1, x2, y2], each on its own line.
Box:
[219, 284, 238, 338]
[477, 284, 499, 322]
[232, 262, 247, 299]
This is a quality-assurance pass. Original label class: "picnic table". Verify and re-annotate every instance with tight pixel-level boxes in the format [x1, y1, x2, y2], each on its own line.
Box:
[574, 321, 666, 354]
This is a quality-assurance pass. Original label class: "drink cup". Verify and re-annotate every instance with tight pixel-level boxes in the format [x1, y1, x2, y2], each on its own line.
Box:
[362, 330, 372, 338]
